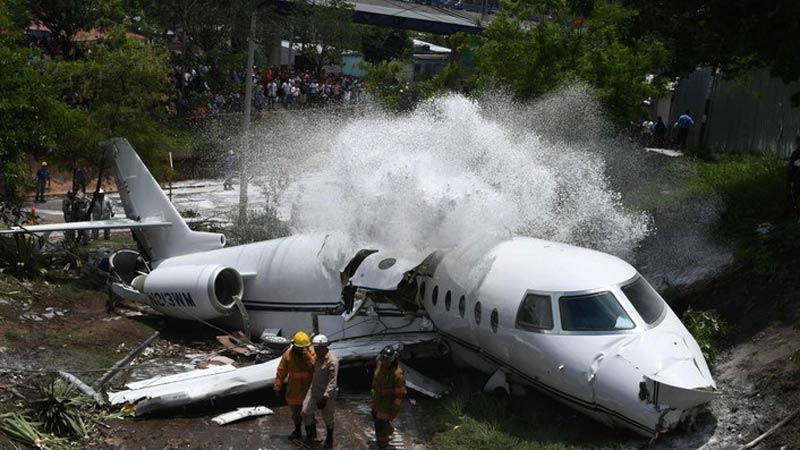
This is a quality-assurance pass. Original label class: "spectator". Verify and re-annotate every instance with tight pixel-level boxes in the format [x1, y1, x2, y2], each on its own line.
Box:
[673, 110, 694, 149]
[34, 161, 50, 202]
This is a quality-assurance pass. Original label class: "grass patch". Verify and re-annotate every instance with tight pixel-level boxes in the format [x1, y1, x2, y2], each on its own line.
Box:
[687, 155, 786, 233]
[3, 331, 20, 342]
[430, 389, 626, 450]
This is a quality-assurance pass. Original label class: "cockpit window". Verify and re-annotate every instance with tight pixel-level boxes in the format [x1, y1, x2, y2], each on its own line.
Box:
[559, 292, 635, 331]
[621, 277, 665, 325]
[516, 294, 553, 330]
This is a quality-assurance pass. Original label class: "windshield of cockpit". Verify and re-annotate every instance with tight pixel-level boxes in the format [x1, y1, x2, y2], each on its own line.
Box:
[559, 292, 634, 331]
[620, 276, 665, 325]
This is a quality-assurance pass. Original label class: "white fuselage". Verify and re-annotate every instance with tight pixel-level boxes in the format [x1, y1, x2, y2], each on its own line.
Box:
[152, 234, 432, 340]
[419, 237, 716, 436]
[148, 233, 714, 437]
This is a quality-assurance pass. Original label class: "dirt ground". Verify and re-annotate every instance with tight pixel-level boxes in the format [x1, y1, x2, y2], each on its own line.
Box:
[0, 262, 799, 450]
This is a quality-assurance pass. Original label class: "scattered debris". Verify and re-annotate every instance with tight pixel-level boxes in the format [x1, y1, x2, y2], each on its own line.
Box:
[736, 406, 800, 450]
[94, 331, 160, 391]
[19, 306, 68, 322]
[399, 362, 448, 399]
[755, 222, 774, 235]
[211, 406, 273, 425]
[59, 371, 105, 405]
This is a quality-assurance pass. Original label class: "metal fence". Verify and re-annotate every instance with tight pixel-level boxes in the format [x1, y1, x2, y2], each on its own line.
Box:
[668, 68, 800, 158]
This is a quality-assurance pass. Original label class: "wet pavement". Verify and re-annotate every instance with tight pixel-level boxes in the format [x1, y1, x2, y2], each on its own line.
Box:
[86, 391, 433, 450]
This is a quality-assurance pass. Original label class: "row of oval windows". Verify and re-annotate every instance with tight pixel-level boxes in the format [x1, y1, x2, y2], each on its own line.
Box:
[419, 282, 499, 333]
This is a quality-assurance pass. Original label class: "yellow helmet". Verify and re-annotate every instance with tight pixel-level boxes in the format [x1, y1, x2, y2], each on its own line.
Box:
[291, 331, 311, 348]
[41, 161, 48, 167]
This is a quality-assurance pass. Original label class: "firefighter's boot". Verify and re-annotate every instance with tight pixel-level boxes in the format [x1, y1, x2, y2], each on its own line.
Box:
[304, 424, 318, 444]
[289, 421, 302, 440]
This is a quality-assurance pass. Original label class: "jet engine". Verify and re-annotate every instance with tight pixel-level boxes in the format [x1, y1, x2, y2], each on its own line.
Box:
[132, 265, 243, 320]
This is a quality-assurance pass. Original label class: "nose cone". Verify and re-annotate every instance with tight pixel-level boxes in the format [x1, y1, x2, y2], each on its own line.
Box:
[619, 329, 716, 392]
[590, 326, 717, 435]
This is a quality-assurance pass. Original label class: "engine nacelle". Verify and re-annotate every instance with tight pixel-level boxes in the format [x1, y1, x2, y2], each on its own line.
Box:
[134, 265, 243, 321]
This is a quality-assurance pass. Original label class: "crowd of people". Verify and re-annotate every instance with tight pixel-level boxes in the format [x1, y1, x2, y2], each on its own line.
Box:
[174, 64, 365, 119]
[274, 331, 407, 449]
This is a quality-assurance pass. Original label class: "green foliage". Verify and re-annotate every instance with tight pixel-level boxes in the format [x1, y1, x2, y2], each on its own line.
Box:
[227, 207, 290, 246]
[48, 29, 174, 177]
[0, 2, 84, 201]
[0, 412, 70, 450]
[357, 25, 412, 63]
[32, 378, 92, 439]
[362, 61, 417, 112]
[0, 235, 47, 278]
[470, 1, 667, 123]
[627, 0, 800, 87]
[687, 156, 786, 232]
[291, 0, 358, 76]
[681, 307, 728, 363]
[734, 222, 800, 278]
[431, 390, 623, 450]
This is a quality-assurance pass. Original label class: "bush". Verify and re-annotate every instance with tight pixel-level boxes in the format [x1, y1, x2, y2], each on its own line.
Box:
[226, 207, 290, 246]
[682, 307, 728, 363]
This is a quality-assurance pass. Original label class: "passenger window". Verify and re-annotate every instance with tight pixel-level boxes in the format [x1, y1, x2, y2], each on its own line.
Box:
[419, 282, 426, 302]
[490, 309, 499, 333]
[445, 291, 452, 311]
[458, 295, 465, 318]
[516, 294, 553, 330]
[432, 286, 439, 306]
[474, 301, 482, 324]
[559, 292, 635, 331]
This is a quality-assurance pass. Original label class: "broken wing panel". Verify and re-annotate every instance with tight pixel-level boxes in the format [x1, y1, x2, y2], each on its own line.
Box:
[0, 218, 171, 234]
[107, 333, 441, 415]
[349, 251, 421, 290]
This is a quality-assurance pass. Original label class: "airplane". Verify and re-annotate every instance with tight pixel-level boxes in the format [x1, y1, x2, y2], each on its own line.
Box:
[1, 138, 717, 438]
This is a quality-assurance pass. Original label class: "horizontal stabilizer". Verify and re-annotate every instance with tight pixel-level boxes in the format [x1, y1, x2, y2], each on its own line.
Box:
[0, 218, 171, 235]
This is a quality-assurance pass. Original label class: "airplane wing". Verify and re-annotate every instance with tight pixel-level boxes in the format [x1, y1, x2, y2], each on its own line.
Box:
[107, 333, 445, 415]
[0, 218, 172, 235]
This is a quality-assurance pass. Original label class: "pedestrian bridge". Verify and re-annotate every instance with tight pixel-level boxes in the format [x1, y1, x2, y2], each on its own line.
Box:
[349, 0, 485, 34]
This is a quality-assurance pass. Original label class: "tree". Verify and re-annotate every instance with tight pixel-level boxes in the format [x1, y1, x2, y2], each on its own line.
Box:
[290, 0, 357, 76]
[26, 0, 125, 59]
[358, 25, 412, 63]
[0, 1, 84, 201]
[469, 1, 668, 123]
[625, 0, 800, 103]
[49, 29, 174, 178]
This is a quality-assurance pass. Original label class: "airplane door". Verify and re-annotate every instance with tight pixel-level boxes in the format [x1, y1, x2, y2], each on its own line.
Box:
[509, 293, 557, 390]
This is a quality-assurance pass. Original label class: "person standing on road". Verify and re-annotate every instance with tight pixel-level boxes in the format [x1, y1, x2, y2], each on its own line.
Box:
[91, 189, 114, 240]
[371, 345, 406, 449]
[274, 331, 317, 441]
[653, 116, 666, 147]
[673, 110, 694, 149]
[34, 162, 50, 202]
[302, 334, 338, 448]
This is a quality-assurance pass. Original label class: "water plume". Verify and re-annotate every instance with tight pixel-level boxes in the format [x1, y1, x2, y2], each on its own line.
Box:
[271, 90, 651, 260]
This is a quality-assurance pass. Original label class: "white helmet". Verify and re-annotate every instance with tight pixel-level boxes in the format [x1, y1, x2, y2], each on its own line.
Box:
[312, 334, 329, 347]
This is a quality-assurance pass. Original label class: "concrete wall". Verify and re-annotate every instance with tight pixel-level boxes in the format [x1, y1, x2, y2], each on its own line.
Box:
[670, 68, 800, 158]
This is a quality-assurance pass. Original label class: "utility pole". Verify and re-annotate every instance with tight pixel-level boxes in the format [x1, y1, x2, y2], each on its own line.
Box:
[239, 11, 257, 223]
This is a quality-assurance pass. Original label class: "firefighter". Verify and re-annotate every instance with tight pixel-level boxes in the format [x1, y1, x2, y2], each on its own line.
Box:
[274, 331, 316, 440]
[370, 344, 406, 449]
[302, 334, 338, 448]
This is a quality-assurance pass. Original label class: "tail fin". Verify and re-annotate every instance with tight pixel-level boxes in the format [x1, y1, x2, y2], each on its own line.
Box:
[102, 138, 225, 261]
